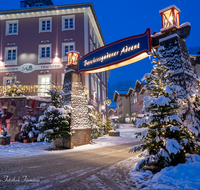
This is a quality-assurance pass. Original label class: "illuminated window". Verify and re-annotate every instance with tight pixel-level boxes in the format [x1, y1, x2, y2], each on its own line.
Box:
[38, 44, 51, 63]
[5, 47, 17, 65]
[38, 74, 51, 96]
[39, 17, 52, 33]
[62, 15, 75, 31]
[62, 42, 75, 62]
[6, 20, 18, 36]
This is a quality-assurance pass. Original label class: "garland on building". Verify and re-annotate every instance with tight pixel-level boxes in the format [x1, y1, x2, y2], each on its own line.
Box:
[131, 48, 200, 170]
[4, 76, 25, 97]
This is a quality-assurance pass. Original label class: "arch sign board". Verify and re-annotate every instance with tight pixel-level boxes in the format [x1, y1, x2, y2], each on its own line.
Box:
[78, 28, 151, 75]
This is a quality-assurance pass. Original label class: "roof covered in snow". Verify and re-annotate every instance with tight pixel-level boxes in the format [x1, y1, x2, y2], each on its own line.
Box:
[113, 88, 135, 102]
[159, 5, 181, 14]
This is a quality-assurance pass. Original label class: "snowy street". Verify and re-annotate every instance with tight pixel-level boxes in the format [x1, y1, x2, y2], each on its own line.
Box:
[1, 125, 200, 190]
[0, 125, 143, 190]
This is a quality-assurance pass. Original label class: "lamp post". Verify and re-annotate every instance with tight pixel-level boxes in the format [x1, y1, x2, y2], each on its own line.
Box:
[159, 5, 180, 33]
[151, 4, 194, 91]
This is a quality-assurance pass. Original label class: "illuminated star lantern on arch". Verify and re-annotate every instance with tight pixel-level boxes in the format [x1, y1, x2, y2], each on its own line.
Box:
[66, 51, 80, 68]
[159, 5, 180, 33]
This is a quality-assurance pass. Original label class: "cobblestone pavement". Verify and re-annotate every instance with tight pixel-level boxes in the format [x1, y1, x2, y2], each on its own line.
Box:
[0, 141, 142, 190]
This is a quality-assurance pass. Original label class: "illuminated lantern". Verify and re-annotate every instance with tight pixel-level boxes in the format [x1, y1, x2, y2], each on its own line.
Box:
[66, 51, 80, 67]
[159, 5, 180, 33]
[106, 98, 111, 106]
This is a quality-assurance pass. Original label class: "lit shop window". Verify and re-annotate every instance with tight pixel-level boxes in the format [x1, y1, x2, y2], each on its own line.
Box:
[38, 44, 51, 63]
[62, 15, 75, 31]
[6, 20, 18, 36]
[39, 17, 52, 33]
[5, 47, 17, 65]
[62, 42, 75, 62]
[38, 75, 51, 96]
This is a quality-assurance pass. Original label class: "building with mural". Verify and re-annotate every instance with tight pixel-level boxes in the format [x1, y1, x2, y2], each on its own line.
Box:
[0, 0, 108, 118]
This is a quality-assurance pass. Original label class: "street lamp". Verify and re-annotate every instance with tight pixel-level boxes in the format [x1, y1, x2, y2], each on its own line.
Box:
[66, 51, 80, 67]
[106, 98, 111, 106]
[159, 5, 180, 33]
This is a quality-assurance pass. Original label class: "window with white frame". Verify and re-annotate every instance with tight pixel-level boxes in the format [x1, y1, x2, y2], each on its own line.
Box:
[38, 44, 51, 63]
[39, 17, 52, 33]
[5, 47, 17, 65]
[6, 20, 18, 36]
[62, 15, 75, 31]
[38, 74, 51, 96]
[62, 42, 75, 62]
[3, 76, 16, 86]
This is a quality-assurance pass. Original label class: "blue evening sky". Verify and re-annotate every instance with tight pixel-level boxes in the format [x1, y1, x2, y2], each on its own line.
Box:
[1, 0, 200, 88]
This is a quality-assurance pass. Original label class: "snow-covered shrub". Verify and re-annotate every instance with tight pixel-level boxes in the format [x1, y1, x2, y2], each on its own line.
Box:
[19, 114, 40, 141]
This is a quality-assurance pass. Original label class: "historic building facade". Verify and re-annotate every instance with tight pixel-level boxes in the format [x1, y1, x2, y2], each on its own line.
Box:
[0, 1, 108, 118]
[113, 80, 149, 123]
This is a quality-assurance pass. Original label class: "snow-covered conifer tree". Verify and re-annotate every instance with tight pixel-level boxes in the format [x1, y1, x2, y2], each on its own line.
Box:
[40, 81, 71, 141]
[104, 117, 113, 134]
[88, 106, 103, 138]
[132, 48, 200, 170]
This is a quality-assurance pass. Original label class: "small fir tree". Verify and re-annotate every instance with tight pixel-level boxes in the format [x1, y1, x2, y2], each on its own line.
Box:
[88, 106, 103, 138]
[104, 117, 113, 134]
[40, 81, 71, 141]
[19, 110, 39, 142]
[131, 48, 200, 170]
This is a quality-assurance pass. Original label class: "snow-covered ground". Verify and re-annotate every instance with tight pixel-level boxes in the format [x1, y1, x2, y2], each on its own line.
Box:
[0, 124, 144, 158]
[129, 154, 200, 190]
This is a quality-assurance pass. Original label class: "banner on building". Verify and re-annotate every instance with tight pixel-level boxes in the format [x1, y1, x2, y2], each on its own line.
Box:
[78, 28, 151, 75]
[0, 63, 63, 73]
